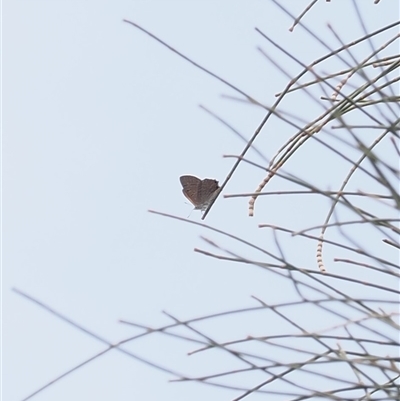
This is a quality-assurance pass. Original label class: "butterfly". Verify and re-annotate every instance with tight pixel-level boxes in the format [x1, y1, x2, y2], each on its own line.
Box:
[179, 175, 220, 211]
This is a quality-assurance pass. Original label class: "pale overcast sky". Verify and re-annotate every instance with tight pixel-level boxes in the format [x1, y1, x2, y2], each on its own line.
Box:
[3, 1, 399, 401]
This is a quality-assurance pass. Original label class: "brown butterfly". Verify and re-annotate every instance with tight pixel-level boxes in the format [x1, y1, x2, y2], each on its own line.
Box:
[180, 175, 220, 211]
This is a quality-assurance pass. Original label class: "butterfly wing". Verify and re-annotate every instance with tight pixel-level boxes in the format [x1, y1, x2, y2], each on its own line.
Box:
[180, 175, 202, 208]
[198, 179, 220, 210]
[199, 179, 219, 200]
